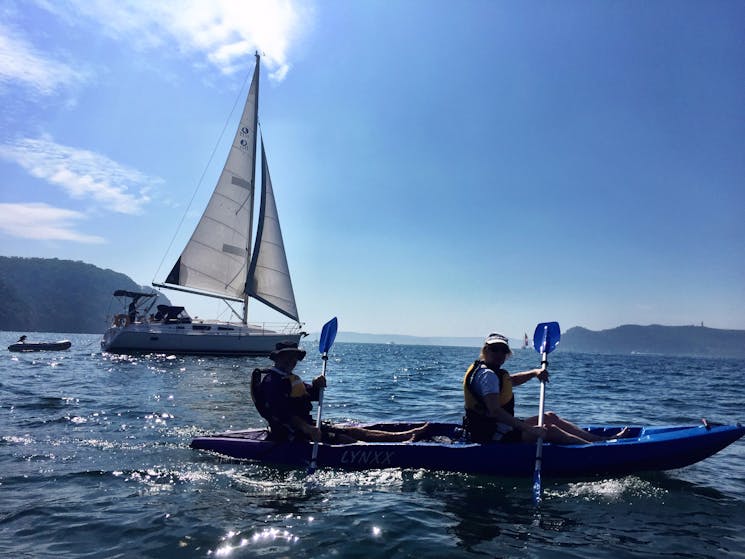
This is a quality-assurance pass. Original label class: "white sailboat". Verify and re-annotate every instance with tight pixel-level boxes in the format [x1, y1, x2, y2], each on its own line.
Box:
[102, 54, 305, 356]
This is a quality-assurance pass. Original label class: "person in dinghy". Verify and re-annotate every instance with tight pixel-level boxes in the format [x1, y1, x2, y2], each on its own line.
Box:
[251, 341, 431, 444]
[463, 333, 630, 444]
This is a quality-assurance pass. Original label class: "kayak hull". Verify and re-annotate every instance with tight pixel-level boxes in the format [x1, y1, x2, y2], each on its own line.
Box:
[8, 340, 72, 352]
[191, 422, 745, 478]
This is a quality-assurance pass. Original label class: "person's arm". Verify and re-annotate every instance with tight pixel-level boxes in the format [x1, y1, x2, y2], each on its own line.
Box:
[510, 368, 548, 387]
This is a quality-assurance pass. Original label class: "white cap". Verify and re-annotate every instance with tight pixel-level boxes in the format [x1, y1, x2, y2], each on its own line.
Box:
[484, 332, 511, 351]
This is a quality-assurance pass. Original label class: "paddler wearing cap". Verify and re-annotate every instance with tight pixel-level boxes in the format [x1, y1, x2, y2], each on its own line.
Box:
[251, 341, 431, 444]
[463, 333, 629, 444]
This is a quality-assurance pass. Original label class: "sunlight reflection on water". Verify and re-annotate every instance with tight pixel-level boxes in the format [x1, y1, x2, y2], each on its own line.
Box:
[1, 335, 744, 558]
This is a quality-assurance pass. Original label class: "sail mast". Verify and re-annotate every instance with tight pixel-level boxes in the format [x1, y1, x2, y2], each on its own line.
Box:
[243, 52, 261, 324]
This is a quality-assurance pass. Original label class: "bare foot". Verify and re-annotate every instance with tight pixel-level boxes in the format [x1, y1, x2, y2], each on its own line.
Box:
[612, 426, 633, 439]
[408, 422, 432, 442]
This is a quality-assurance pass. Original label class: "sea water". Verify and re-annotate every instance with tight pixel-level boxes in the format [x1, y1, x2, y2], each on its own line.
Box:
[1, 332, 743, 558]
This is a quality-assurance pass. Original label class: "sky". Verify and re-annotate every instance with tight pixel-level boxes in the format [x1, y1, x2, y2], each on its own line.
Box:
[1, 0, 744, 340]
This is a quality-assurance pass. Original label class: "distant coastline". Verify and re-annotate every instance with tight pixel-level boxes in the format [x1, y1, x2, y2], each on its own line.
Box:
[331, 331, 484, 348]
[324, 325, 745, 359]
[2, 256, 743, 358]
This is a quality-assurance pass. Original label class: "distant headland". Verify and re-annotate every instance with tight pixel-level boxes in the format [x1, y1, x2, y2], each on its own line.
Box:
[559, 324, 745, 358]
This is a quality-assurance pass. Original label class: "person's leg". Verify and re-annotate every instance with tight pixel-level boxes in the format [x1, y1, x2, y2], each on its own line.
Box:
[519, 420, 592, 445]
[542, 412, 607, 442]
[525, 412, 629, 442]
[335, 423, 431, 442]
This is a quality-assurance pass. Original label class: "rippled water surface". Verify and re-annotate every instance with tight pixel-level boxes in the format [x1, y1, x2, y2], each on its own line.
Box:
[1, 333, 744, 558]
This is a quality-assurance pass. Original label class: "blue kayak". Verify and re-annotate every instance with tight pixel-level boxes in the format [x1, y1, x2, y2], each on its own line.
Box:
[190, 421, 745, 478]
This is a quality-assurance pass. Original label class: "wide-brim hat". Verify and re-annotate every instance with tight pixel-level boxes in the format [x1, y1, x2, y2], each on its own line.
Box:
[270, 340, 306, 361]
[484, 332, 512, 353]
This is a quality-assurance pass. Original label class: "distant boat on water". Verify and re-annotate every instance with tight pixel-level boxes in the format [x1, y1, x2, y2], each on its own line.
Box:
[102, 53, 305, 356]
[8, 335, 72, 352]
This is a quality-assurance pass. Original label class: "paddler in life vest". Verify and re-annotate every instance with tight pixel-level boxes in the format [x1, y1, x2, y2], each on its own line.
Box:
[251, 341, 431, 443]
[463, 333, 629, 444]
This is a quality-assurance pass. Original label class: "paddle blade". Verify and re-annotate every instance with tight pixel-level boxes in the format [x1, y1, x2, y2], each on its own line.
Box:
[319, 317, 338, 354]
[533, 322, 561, 354]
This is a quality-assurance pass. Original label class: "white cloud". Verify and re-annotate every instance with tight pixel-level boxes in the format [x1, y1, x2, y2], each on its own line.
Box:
[0, 202, 105, 244]
[0, 22, 87, 94]
[38, 0, 310, 82]
[0, 136, 157, 214]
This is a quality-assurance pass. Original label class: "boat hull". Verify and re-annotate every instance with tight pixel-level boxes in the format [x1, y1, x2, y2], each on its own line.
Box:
[8, 340, 72, 352]
[101, 322, 302, 356]
[190, 422, 745, 478]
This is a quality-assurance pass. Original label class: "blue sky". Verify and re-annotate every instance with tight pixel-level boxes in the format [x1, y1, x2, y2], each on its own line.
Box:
[1, 1, 743, 339]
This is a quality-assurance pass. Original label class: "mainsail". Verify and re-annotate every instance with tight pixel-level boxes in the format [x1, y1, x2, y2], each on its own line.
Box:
[159, 54, 298, 323]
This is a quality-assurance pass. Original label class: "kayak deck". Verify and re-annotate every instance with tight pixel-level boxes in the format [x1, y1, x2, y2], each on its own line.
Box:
[191, 421, 745, 478]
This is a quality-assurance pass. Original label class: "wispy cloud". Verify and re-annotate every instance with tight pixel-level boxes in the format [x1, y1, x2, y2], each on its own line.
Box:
[0, 202, 105, 243]
[38, 0, 311, 82]
[0, 21, 88, 95]
[0, 136, 157, 214]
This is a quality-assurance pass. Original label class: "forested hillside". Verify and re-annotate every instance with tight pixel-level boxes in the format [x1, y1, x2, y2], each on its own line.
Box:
[0, 257, 167, 334]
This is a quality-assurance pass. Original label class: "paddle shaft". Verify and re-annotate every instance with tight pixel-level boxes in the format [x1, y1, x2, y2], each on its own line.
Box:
[536, 352, 548, 430]
[308, 318, 337, 474]
[314, 356, 329, 430]
[309, 354, 328, 468]
[532, 352, 548, 505]
[529, 321, 560, 506]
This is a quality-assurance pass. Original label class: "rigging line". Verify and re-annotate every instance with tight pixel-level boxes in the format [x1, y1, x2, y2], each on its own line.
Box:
[152, 67, 254, 283]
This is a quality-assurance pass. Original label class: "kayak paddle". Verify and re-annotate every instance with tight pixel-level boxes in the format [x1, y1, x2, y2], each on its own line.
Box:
[308, 317, 338, 474]
[531, 321, 561, 506]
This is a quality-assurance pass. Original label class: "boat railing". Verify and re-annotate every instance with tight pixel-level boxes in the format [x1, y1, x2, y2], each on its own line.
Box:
[244, 322, 306, 335]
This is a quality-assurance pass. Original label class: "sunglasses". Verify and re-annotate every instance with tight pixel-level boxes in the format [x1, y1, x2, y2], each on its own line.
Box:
[487, 344, 510, 354]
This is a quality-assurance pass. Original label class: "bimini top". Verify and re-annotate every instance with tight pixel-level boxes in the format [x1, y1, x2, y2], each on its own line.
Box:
[113, 290, 157, 299]
[154, 305, 191, 323]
